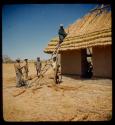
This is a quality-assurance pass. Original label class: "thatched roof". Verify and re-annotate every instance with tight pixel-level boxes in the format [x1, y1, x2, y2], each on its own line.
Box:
[44, 6, 111, 54]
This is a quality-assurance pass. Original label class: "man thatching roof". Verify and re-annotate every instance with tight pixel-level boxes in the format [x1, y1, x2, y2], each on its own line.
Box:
[44, 5, 111, 54]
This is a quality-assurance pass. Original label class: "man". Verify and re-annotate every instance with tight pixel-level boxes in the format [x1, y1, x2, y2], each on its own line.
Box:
[52, 56, 57, 71]
[52, 24, 68, 57]
[51, 56, 57, 81]
[51, 56, 62, 84]
[35, 57, 42, 77]
[14, 58, 24, 87]
[87, 61, 93, 78]
[23, 59, 29, 80]
[58, 24, 67, 44]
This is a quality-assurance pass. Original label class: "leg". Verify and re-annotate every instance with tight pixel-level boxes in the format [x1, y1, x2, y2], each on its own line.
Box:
[16, 73, 20, 87]
[26, 72, 28, 80]
[37, 70, 38, 76]
[37, 69, 40, 78]
[16, 73, 22, 87]
[54, 66, 58, 84]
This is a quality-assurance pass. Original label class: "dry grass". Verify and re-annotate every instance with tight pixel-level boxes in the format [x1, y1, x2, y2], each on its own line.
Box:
[3, 63, 112, 121]
[44, 10, 111, 53]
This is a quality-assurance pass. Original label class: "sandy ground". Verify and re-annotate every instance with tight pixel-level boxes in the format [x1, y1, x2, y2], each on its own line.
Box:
[3, 63, 112, 121]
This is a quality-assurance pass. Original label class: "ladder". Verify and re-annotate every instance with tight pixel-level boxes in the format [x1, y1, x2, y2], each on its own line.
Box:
[28, 42, 62, 88]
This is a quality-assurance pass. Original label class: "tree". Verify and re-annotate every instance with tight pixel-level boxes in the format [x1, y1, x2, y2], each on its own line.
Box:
[3, 55, 14, 63]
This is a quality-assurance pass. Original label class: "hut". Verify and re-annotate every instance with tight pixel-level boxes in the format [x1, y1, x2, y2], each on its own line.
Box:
[44, 5, 112, 78]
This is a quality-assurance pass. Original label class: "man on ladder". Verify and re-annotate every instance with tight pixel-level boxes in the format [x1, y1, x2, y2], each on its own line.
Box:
[52, 24, 68, 84]
[58, 24, 68, 46]
[52, 24, 68, 56]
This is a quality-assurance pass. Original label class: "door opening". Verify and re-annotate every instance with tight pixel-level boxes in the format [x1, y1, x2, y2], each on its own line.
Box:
[81, 48, 93, 78]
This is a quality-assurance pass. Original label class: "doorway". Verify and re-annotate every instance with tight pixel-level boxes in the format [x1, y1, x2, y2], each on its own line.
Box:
[81, 48, 93, 78]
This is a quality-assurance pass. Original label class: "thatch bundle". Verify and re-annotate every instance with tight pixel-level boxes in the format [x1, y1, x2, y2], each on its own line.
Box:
[44, 7, 111, 54]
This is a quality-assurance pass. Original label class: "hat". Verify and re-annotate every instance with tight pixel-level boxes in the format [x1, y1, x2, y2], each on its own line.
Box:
[60, 24, 63, 27]
[16, 58, 20, 61]
[37, 57, 40, 60]
[24, 59, 28, 61]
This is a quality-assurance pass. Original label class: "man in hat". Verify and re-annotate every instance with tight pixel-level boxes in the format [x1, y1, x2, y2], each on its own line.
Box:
[52, 24, 68, 56]
[58, 24, 67, 44]
[35, 57, 42, 77]
[14, 58, 24, 87]
[23, 59, 29, 80]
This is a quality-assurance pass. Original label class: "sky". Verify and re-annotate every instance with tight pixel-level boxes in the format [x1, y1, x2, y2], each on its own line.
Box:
[2, 4, 97, 60]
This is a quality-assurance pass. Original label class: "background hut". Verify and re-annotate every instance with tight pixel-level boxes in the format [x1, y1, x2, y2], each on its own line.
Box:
[44, 5, 112, 78]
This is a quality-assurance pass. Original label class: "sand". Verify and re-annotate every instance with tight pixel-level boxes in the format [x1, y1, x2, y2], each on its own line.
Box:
[3, 63, 112, 121]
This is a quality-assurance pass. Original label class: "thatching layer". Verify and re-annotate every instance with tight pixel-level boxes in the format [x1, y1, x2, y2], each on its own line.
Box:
[44, 8, 112, 53]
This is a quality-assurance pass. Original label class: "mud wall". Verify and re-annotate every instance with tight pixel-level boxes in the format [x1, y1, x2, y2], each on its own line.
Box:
[92, 45, 112, 78]
[60, 50, 81, 75]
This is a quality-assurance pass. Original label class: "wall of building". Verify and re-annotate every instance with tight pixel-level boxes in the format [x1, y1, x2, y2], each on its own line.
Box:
[60, 50, 81, 75]
[92, 45, 112, 78]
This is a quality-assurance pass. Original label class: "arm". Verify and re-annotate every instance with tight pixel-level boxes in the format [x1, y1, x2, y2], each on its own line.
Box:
[16, 65, 23, 75]
[17, 64, 24, 70]
[58, 29, 67, 38]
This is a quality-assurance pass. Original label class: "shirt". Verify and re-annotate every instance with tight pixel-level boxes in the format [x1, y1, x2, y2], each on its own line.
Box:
[14, 62, 22, 74]
[52, 61, 56, 70]
[35, 61, 41, 70]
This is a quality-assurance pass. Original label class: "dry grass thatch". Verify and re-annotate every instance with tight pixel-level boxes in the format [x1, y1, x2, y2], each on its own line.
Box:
[44, 7, 112, 53]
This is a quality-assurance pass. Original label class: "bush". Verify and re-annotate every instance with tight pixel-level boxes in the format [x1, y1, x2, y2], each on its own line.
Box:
[3, 55, 14, 63]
